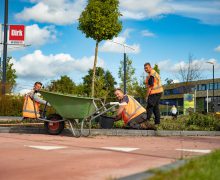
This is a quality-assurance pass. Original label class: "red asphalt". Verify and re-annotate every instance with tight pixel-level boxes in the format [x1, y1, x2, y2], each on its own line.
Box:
[0, 133, 220, 180]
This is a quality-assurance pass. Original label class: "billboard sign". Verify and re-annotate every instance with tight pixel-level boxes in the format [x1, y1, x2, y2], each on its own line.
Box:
[183, 94, 194, 115]
[8, 25, 25, 45]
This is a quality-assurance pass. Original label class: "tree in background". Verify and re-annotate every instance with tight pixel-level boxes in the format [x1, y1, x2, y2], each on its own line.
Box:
[46, 75, 76, 94]
[118, 56, 138, 95]
[82, 67, 116, 99]
[0, 57, 17, 94]
[153, 64, 160, 74]
[176, 54, 202, 93]
[133, 73, 146, 99]
[78, 0, 122, 97]
[177, 54, 201, 82]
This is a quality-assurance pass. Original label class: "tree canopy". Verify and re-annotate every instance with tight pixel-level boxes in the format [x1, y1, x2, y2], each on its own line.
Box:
[78, 0, 122, 42]
[0, 57, 17, 94]
[46, 75, 76, 94]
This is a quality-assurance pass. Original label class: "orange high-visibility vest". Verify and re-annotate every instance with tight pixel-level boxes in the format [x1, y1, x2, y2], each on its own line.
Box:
[121, 95, 146, 124]
[22, 95, 40, 118]
[146, 69, 163, 95]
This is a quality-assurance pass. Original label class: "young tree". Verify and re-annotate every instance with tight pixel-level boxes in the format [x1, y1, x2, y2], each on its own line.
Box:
[118, 56, 138, 95]
[78, 0, 122, 97]
[46, 75, 76, 94]
[0, 57, 17, 94]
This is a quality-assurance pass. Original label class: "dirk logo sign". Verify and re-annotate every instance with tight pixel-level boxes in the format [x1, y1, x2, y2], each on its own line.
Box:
[9, 25, 25, 44]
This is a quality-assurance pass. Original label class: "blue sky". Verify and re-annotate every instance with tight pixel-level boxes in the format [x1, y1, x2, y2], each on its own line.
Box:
[0, 0, 220, 93]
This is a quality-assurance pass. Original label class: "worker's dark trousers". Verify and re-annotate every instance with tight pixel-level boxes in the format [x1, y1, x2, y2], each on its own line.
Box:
[146, 93, 162, 124]
[127, 112, 147, 129]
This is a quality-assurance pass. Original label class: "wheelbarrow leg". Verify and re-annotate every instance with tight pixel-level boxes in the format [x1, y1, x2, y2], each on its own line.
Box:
[67, 120, 81, 138]
[81, 118, 91, 137]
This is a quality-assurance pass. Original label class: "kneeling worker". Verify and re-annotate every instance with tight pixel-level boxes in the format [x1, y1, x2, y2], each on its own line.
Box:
[114, 88, 154, 129]
[22, 82, 50, 119]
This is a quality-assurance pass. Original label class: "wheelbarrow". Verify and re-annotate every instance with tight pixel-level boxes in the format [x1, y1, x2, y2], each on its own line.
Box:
[34, 90, 119, 137]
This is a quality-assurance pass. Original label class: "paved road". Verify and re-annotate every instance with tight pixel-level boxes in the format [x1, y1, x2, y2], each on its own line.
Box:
[0, 133, 220, 180]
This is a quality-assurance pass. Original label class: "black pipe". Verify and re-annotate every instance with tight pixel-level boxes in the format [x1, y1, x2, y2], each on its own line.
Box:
[124, 52, 126, 94]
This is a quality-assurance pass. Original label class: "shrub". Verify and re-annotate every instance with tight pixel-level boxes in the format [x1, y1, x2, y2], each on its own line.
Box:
[0, 95, 23, 116]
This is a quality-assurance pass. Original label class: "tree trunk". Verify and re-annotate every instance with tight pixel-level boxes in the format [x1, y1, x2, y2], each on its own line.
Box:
[91, 41, 99, 97]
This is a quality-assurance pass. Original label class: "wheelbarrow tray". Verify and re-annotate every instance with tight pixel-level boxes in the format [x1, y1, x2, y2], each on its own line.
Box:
[40, 90, 97, 120]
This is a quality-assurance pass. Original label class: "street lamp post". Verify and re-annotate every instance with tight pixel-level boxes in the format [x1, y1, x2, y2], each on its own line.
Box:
[206, 61, 215, 112]
[2, 0, 9, 95]
[109, 41, 135, 94]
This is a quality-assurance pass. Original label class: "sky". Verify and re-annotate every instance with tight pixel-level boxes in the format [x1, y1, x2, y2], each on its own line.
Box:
[0, 0, 220, 93]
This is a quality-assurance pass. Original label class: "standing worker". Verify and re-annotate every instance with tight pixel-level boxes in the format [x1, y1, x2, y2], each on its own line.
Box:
[114, 88, 155, 129]
[144, 63, 163, 125]
[22, 82, 50, 119]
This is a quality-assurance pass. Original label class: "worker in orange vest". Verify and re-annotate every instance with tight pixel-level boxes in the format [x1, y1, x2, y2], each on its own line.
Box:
[22, 82, 50, 119]
[114, 88, 155, 129]
[144, 63, 163, 125]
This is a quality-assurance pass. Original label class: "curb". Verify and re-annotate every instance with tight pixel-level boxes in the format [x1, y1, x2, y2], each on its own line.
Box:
[118, 159, 187, 180]
[0, 126, 220, 136]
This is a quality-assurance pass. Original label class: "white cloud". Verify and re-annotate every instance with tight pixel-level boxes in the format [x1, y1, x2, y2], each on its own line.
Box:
[120, 0, 220, 25]
[13, 50, 104, 80]
[141, 30, 155, 37]
[14, 0, 220, 25]
[214, 45, 220, 52]
[171, 0, 220, 25]
[15, 0, 86, 25]
[120, 0, 173, 19]
[25, 24, 57, 46]
[158, 58, 220, 73]
[100, 29, 140, 54]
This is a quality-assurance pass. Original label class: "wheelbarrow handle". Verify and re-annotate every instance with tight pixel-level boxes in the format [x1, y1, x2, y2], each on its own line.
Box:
[109, 102, 120, 105]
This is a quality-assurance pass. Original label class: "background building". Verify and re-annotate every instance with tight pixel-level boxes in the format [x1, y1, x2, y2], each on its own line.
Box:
[161, 78, 220, 114]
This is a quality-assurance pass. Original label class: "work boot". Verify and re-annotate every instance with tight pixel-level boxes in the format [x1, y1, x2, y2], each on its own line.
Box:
[140, 121, 156, 130]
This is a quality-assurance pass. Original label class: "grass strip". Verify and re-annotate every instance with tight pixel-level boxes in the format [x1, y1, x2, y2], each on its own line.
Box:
[149, 150, 220, 180]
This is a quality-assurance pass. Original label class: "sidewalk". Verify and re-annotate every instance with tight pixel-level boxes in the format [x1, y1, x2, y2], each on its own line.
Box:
[0, 116, 220, 137]
[0, 126, 220, 136]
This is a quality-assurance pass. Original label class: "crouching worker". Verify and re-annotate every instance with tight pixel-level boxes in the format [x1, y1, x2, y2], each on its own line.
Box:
[22, 82, 50, 119]
[114, 88, 155, 130]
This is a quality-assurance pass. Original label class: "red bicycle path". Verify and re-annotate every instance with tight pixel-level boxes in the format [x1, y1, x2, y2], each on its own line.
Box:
[0, 133, 220, 180]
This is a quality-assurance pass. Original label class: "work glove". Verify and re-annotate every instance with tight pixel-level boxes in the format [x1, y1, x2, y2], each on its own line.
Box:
[46, 101, 51, 107]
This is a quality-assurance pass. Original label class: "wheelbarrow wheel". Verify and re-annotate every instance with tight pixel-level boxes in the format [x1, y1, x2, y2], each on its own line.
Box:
[44, 114, 64, 135]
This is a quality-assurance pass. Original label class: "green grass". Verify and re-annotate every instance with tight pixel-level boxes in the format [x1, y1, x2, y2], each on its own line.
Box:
[148, 150, 220, 180]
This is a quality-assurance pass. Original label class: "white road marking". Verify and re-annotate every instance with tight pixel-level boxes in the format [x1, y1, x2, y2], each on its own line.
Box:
[25, 145, 67, 150]
[176, 148, 211, 153]
[101, 147, 139, 152]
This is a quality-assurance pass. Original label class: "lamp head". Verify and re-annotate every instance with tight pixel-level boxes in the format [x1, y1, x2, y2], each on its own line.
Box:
[206, 61, 214, 65]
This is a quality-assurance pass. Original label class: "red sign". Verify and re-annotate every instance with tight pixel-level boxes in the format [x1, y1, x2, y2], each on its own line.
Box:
[9, 25, 25, 44]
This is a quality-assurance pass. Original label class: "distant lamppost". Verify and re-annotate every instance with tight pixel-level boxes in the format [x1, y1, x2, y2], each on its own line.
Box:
[206, 61, 215, 112]
[109, 41, 135, 94]
[166, 102, 169, 116]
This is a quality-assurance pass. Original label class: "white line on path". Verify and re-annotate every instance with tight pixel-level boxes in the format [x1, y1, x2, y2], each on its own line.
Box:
[101, 147, 139, 152]
[176, 148, 211, 153]
[25, 145, 67, 150]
